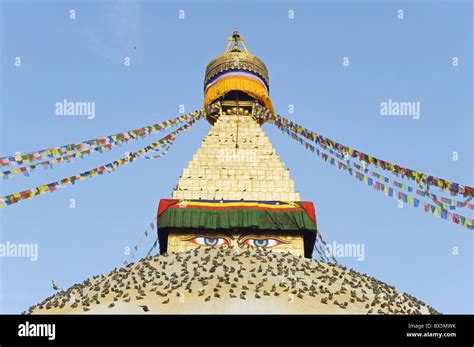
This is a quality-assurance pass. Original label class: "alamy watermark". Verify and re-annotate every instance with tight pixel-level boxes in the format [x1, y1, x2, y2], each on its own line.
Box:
[380, 99, 420, 120]
[325, 241, 365, 261]
[0, 241, 38, 261]
[218, 149, 257, 163]
[55, 99, 95, 119]
[18, 321, 55, 340]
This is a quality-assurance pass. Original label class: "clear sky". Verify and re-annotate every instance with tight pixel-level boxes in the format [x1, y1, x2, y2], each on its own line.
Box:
[0, 0, 472, 314]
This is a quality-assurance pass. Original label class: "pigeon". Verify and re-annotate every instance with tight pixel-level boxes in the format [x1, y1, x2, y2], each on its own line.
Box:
[52, 280, 63, 292]
[139, 305, 150, 312]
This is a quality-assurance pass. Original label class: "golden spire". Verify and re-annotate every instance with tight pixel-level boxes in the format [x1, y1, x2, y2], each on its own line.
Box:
[224, 31, 248, 53]
[204, 31, 274, 112]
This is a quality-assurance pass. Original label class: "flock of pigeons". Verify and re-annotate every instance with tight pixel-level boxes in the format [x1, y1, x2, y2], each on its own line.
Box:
[26, 246, 438, 314]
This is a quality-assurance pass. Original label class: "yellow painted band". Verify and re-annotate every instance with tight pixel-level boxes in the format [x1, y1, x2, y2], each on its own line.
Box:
[204, 75, 274, 112]
[180, 201, 297, 209]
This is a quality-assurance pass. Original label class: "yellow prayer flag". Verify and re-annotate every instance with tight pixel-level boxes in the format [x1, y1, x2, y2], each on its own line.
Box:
[464, 219, 473, 228]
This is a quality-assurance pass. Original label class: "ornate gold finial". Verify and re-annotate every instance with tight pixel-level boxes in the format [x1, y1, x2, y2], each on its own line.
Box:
[203, 31, 274, 113]
[205, 31, 269, 89]
[224, 30, 248, 53]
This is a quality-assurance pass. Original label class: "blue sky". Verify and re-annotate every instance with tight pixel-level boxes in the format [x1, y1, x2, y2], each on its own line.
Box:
[0, 0, 472, 314]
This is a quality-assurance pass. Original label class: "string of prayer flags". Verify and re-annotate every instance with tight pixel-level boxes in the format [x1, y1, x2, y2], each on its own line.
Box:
[256, 103, 473, 199]
[141, 145, 172, 160]
[0, 115, 203, 208]
[277, 124, 473, 230]
[123, 215, 158, 265]
[2, 143, 115, 180]
[313, 231, 337, 264]
[350, 163, 473, 229]
[138, 115, 202, 160]
[353, 162, 474, 211]
[0, 109, 204, 167]
[147, 239, 159, 257]
[326, 147, 474, 212]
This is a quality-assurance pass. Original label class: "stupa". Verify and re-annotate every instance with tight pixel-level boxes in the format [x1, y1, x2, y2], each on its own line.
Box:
[27, 32, 438, 315]
[157, 31, 317, 258]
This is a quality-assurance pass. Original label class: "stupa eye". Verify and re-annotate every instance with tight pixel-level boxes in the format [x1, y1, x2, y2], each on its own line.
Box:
[243, 238, 283, 248]
[186, 236, 228, 247]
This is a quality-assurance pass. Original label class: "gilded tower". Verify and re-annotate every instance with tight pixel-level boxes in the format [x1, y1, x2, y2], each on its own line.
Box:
[157, 32, 317, 258]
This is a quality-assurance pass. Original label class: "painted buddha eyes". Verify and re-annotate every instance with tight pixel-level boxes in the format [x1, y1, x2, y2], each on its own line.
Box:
[184, 235, 285, 249]
[243, 238, 283, 248]
[189, 237, 228, 246]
